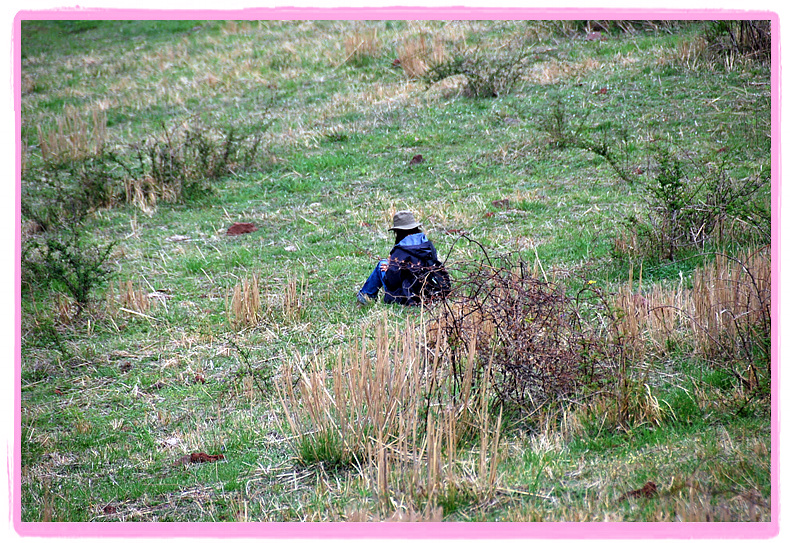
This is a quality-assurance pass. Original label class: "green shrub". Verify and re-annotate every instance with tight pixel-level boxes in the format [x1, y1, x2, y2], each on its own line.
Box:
[614, 147, 770, 262]
[22, 206, 117, 311]
[422, 37, 539, 98]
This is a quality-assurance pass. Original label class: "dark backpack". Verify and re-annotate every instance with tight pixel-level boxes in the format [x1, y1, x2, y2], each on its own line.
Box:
[416, 257, 452, 302]
[384, 242, 451, 305]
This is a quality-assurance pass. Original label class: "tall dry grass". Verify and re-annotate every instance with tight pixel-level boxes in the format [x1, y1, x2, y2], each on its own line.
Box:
[38, 106, 107, 163]
[343, 27, 381, 65]
[281, 274, 308, 322]
[277, 317, 421, 467]
[106, 279, 162, 320]
[691, 247, 771, 380]
[614, 245, 771, 399]
[396, 35, 445, 78]
[227, 275, 261, 330]
[277, 315, 504, 517]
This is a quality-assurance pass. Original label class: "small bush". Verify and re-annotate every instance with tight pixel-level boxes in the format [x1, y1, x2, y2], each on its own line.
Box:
[22, 216, 117, 311]
[614, 147, 770, 262]
[421, 36, 539, 98]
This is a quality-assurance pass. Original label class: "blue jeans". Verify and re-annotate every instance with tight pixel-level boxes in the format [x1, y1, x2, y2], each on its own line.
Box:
[359, 260, 388, 299]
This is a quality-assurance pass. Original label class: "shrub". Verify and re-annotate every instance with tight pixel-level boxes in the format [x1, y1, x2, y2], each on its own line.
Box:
[704, 20, 771, 62]
[421, 35, 540, 98]
[128, 112, 267, 204]
[22, 214, 117, 311]
[536, 96, 636, 184]
[428, 252, 633, 417]
[614, 147, 770, 262]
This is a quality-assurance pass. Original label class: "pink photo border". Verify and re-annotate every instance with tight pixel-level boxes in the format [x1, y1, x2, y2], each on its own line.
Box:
[11, 5, 781, 539]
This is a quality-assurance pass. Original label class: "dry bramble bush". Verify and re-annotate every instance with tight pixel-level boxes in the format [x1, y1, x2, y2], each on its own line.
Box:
[427, 255, 627, 414]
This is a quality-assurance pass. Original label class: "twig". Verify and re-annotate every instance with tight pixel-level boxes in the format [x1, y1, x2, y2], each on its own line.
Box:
[119, 307, 159, 321]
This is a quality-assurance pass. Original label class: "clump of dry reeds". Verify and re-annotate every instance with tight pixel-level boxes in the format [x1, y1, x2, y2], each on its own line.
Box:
[38, 106, 106, 163]
[106, 279, 159, 319]
[282, 274, 308, 322]
[610, 246, 771, 415]
[227, 275, 261, 330]
[691, 247, 771, 385]
[277, 314, 505, 517]
[277, 318, 421, 468]
[614, 265, 690, 359]
[396, 34, 447, 78]
[343, 27, 381, 65]
[123, 176, 160, 214]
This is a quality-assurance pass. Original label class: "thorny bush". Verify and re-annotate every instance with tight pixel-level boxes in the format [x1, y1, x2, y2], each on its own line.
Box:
[427, 247, 634, 417]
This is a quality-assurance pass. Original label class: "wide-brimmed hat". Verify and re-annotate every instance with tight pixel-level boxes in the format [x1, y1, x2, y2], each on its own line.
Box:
[389, 210, 422, 231]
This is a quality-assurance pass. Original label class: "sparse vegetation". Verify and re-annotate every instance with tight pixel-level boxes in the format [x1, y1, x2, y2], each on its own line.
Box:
[17, 18, 772, 528]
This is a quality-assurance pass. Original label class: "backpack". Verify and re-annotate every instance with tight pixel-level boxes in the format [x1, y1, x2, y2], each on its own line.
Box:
[384, 241, 451, 305]
[415, 257, 452, 302]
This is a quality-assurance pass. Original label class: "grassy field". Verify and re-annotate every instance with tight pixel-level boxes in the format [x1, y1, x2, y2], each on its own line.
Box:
[17, 19, 773, 527]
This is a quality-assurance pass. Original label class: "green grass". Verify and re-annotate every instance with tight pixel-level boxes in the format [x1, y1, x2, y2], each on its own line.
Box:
[18, 19, 772, 524]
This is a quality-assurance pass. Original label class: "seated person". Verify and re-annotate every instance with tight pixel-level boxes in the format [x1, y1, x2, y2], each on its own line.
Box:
[357, 210, 450, 306]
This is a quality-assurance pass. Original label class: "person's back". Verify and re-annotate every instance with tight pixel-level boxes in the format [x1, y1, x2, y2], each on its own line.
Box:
[357, 211, 450, 306]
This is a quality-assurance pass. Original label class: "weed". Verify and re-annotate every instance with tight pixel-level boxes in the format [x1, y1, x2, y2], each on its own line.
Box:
[22, 213, 117, 311]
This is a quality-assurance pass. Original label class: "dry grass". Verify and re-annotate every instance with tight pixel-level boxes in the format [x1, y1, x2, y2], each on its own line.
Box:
[396, 35, 443, 79]
[526, 58, 601, 86]
[615, 246, 770, 373]
[277, 317, 421, 467]
[394, 22, 467, 79]
[691, 247, 770, 372]
[615, 266, 689, 359]
[277, 314, 505, 518]
[343, 27, 381, 65]
[280, 274, 308, 322]
[105, 279, 163, 320]
[227, 275, 261, 330]
[123, 176, 160, 215]
[37, 105, 107, 163]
